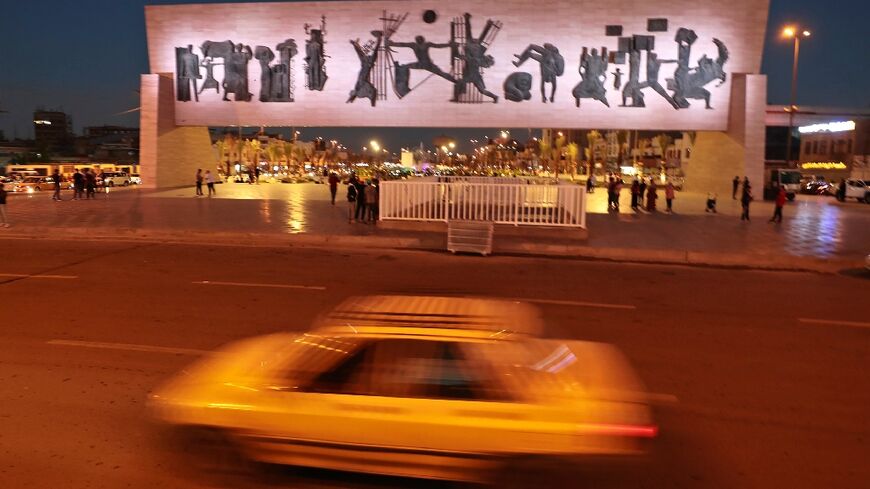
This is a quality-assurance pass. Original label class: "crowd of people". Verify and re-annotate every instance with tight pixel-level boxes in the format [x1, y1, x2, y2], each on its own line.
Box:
[594, 174, 679, 214]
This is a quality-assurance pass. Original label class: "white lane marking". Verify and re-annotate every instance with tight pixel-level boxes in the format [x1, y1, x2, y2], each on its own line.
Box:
[47, 339, 208, 356]
[193, 280, 327, 291]
[0, 273, 78, 280]
[798, 318, 870, 329]
[517, 298, 637, 310]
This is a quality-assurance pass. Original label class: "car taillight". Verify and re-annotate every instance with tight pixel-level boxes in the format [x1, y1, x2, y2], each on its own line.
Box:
[578, 423, 658, 438]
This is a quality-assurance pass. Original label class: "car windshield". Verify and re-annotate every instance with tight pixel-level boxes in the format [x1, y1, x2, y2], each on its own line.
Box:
[780, 172, 802, 184]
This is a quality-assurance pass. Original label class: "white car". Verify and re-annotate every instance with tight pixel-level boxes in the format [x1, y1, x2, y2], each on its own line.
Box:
[844, 179, 870, 203]
[150, 296, 656, 485]
[129, 173, 142, 185]
[100, 172, 131, 187]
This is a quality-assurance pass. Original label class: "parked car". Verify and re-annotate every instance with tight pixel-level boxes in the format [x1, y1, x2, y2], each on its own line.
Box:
[150, 295, 656, 485]
[801, 179, 829, 195]
[129, 173, 142, 185]
[14, 176, 59, 192]
[844, 179, 870, 203]
[99, 172, 131, 187]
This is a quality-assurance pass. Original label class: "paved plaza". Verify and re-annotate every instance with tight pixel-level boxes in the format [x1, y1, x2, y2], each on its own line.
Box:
[1, 182, 867, 270]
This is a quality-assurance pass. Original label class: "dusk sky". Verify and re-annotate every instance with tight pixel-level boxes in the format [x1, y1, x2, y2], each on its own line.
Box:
[0, 0, 868, 152]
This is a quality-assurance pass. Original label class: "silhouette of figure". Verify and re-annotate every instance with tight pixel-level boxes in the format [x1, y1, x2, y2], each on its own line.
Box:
[452, 13, 498, 103]
[255, 46, 276, 102]
[348, 31, 383, 106]
[305, 29, 328, 91]
[199, 57, 220, 94]
[611, 68, 623, 90]
[622, 48, 644, 107]
[503, 72, 533, 102]
[667, 28, 729, 109]
[645, 52, 680, 109]
[388, 35, 456, 98]
[176, 45, 201, 102]
[512, 43, 564, 103]
[573, 47, 609, 107]
[223, 43, 252, 101]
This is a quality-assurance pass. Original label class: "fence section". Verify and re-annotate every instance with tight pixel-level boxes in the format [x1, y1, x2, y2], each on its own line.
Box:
[380, 181, 586, 228]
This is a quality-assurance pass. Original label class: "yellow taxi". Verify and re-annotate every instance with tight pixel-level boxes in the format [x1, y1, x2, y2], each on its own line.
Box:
[149, 296, 656, 484]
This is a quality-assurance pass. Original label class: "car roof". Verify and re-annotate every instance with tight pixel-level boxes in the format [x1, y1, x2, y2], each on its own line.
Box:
[311, 295, 544, 340]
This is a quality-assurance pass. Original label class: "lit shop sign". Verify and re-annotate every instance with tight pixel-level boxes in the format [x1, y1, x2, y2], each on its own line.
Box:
[798, 121, 855, 134]
[801, 162, 847, 170]
[33, 120, 52, 125]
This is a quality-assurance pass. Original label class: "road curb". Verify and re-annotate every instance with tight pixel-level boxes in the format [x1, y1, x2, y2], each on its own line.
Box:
[0, 226, 856, 273]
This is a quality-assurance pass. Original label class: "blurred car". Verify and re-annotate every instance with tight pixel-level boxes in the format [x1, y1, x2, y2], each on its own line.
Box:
[802, 180, 829, 195]
[14, 176, 59, 193]
[1, 177, 16, 191]
[150, 295, 656, 484]
[844, 179, 870, 203]
[99, 171, 131, 187]
[129, 173, 142, 185]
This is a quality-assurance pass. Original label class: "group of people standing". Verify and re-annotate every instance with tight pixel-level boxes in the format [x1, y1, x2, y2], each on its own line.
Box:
[194, 169, 217, 197]
[605, 175, 677, 213]
[341, 174, 380, 224]
[68, 168, 99, 200]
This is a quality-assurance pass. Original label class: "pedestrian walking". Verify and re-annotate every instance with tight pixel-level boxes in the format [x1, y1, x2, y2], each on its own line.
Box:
[72, 169, 84, 200]
[586, 174, 596, 193]
[365, 180, 379, 223]
[630, 179, 640, 210]
[0, 184, 9, 227]
[836, 179, 846, 202]
[346, 177, 359, 222]
[769, 186, 786, 223]
[606, 177, 616, 211]
[195, 169, 204, 196]
[84, 169, 97, 199]
[732, 176, 740, 200]
[638, 178, 648, 205]
[705, 192, 718, 213]
[51, 169, 62, 201]
[740, 184, 752, 221]
[328, 172, 339, 205]
[645, 181, 658, 211]
[353, 176, 367, 221]
[205, 170, 216, 196]
[665, 182, 676, 213]
[741, 176, 750, 196]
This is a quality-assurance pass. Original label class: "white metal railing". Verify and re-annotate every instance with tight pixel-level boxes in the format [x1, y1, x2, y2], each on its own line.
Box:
[380, 181, 586, 228]
[423, 175, 555, 185]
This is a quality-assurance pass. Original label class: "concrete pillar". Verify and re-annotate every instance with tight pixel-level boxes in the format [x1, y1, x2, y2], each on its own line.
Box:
[684, 74, 767, 198]
[139, 73, 214, 189]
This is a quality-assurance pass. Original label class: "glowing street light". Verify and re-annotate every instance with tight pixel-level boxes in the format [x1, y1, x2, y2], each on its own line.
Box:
[781, 25, 812, 168]
[370, 140, 380, 152]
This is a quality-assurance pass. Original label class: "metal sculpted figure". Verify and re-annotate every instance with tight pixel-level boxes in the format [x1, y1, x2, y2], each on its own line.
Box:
[223, 43, 253, 101]
[621, 47, 644, 107]
[387, 35, 456, 98]
[175, 45, 201, 102]
[304, 17, 328, 91]
[644, 51, 680, 109]
[503, 72, 533, 102]
[512, 44, 565, 103]
[452, 13, 498, 103]
[573, 47, 609, 107]
[348, 31, 383, 106]
[255, 46, 276, 102]
[199, 57, 220, 94]
[667, 28, 729, 109]
[611, 68, 623, 90]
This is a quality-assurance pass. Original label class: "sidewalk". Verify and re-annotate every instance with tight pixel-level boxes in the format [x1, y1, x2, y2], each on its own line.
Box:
[1, 183, 867, 272]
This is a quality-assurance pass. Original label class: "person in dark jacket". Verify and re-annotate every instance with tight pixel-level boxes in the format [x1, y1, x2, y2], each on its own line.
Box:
[353, 177, 367, 221]
[732, 176, 740, 199]
[72, 169, 84, 200]
[0, 184, 9, 227]
[638, 178, 648, 205]
[630, 179, 640, 210]
[328, 172, 340, 205]
[740, 184, 752, 221]
[52, 169, 63, 201]
[84, 169, 97, 199]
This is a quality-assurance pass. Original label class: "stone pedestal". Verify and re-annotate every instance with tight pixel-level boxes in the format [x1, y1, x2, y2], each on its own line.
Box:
[684, 74, 767, 198]
[139, 73, 214, 189]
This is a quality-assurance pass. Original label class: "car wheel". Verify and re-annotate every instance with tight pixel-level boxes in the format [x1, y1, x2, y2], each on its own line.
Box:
[170, 427, 257, 482]
[787, 193, 796, 202]
[864, 193, 870, 204]
[108, 181, 114, 187]
[123, 181, 129, 186]
[34, 186, 41, 192]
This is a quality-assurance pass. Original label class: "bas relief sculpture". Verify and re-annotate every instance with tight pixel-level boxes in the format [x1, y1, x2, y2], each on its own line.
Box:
[174, 14, 730, 111]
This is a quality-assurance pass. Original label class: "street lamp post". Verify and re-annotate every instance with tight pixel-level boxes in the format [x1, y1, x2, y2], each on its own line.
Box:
[782, 26, 811, 169]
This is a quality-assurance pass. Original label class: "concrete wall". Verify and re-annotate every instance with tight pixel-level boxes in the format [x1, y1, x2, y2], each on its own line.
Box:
[684, 74, 766, 197]
[140, 73, 214, 189]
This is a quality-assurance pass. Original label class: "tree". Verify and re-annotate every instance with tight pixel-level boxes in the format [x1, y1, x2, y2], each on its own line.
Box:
[586, 130, 602, 176]
[566, 143, 580, 179]
[214, 139, 229, 175]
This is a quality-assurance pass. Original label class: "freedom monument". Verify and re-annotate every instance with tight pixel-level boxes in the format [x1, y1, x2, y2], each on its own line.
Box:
[141, 0, 769, 194]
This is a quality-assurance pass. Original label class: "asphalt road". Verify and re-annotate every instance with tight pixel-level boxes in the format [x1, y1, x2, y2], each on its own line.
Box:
[0, 238, 868, 488]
